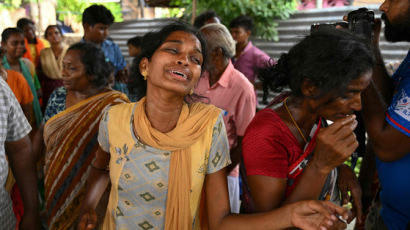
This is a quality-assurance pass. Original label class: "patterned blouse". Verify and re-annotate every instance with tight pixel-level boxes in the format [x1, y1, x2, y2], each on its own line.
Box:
[98, 104, 231, 229]
[43, 87, 66, 123]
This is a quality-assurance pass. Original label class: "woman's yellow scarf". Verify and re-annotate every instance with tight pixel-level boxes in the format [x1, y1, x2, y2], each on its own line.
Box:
[134, 97, 221, 230]
[40, 45, 68, 80]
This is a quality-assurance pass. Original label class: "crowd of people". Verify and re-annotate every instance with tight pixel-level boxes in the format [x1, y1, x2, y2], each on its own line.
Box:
[0, 0, 408, 229]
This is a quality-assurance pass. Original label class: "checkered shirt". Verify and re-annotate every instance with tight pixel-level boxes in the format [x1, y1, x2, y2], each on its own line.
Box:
[0, 79, 31, 229]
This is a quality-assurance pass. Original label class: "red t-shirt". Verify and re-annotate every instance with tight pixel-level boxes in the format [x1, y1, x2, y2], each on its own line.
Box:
[242, 108, 304, 195]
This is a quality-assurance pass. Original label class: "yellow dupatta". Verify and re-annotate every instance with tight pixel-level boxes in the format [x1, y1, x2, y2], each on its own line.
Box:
[134, 97, 221, 230]
[40, 45, 68, 80]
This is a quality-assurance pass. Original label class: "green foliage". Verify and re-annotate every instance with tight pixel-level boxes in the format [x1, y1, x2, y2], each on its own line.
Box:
[0, 0, 36, 10]
[345, 157, 362, 177]
[0, 0, 22, 10]
[56, 0, 123, 23]
[169, 0, 297, 40]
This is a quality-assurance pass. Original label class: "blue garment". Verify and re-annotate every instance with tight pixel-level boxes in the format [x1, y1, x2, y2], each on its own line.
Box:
[43, 87, 66, 123]
[100, 39, 126, 74]
[81, 38, 129, 96]
[377, 50, 410, 230]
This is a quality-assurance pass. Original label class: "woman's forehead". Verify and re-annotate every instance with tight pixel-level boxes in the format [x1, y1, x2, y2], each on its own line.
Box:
[164, 31, 202, 51]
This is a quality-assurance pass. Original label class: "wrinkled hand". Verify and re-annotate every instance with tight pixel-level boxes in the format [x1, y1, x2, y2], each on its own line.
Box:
[337, 164, 363, 224]
[313, 115, 358, 174]
[77, 209, 97, 230]
[291, 200, 349, 230]
[20, 211, 40, 230]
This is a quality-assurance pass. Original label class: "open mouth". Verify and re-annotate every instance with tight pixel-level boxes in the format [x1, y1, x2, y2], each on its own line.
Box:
[170, 70, 188, 80]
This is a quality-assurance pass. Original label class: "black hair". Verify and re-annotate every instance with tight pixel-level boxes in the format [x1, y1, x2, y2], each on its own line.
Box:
[16, 18, 35, 30]
[82, 4, 114, 26]
[193, 10, 219, 29]
[229, 15, 254, 32]
[1, 27, 24, 43]
[128, 21, 207, 102]
[127, 36, 142, 47]
[259, 28, 375, 102]
[44, 25, 63, 39]
[67, 42, 111, 88]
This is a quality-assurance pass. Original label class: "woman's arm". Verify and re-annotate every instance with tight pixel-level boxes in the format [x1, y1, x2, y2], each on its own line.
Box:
[78, 146, 111, 230]
[206, 168, 348, 230]
[21, 102, 33, 126]
[247, 115, 358, 212]
[6, 136, 40, 230]
[32, 124, 44, 161]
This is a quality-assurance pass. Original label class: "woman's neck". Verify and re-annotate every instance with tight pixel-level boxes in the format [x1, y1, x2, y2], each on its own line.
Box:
[51, 43, 64, 58]
[6, 54, 19, 65]
[145, 90, 184, 133]
[67, 86, 107, 108]
[6, 55, 21, 72]
[278, 96, 320, 144]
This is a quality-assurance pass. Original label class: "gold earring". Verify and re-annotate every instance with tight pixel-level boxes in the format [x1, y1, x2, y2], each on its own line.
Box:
[141, 71, 147, 80]
[189, 89, 194, 95]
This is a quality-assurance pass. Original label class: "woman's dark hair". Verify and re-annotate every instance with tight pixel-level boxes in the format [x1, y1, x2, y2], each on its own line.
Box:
[16, 18, 35, 30]
[44, 25, 63, 39]
[127, 36, 142, 47]
[229, 15, 254, 32]
[1, 27, 24, 43]
[194, 10, 219, 29]
[259, 28, 375, 102]
[128, 21, 208, 102]
[67, 42, 111, 88]
[82, 4, 114, 26]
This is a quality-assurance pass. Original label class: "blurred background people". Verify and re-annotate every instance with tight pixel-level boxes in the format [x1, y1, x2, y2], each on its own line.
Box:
[193, 10, 220, 29]
[34, 42, 129, 229]
[16, 18, 49, 68]
[81, 4, 128, 96]
[229, 15, 272, 86]
[126, 35, 142, 102]
[195, 23, 256, 213]
[37, 25, 68, 109]
[1, 27, 42, 129]
[242, 28, 375, 226]
[0, 57, 33, 122]
[127, 35, 142, 58]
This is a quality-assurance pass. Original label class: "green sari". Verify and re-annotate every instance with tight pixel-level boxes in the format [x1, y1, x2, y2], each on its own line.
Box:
[2, 56, 42, 126]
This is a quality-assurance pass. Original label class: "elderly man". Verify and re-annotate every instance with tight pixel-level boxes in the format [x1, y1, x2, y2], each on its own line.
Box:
[361, 0, 410, 229]
[195, 23, 256, 213]
[0, 77, 39, 229]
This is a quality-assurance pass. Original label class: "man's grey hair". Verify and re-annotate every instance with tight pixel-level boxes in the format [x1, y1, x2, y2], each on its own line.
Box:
[200, 23, 236, 59]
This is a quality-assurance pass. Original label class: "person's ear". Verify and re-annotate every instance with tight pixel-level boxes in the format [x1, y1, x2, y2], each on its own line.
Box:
[301, 79, 321, 98]
[215, 47, 224, 58]
[246, 29, 251, 37]
[83, 23, 91, 32]
[139, 57, 149, 75]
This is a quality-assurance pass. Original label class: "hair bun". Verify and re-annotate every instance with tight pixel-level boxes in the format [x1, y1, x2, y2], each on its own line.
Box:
[258, 53, 291, 103]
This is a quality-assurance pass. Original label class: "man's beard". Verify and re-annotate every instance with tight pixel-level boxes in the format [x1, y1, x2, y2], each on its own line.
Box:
[382, 12, 410, 42]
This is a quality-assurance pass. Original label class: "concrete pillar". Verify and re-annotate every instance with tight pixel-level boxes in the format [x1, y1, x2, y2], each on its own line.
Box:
[317, 0, 323, 8]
